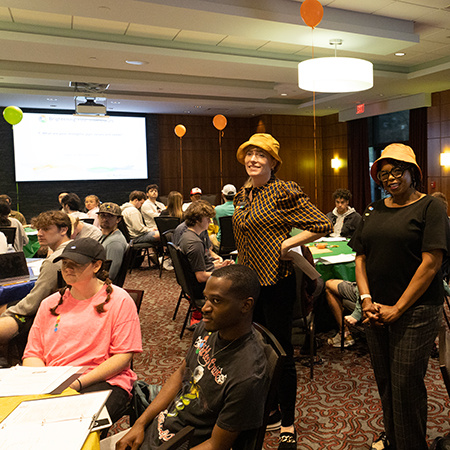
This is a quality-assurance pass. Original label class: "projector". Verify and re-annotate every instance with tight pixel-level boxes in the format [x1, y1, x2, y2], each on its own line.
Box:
[76, 99, 106, 115]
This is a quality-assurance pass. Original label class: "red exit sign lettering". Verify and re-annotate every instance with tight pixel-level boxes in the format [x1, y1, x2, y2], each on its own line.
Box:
[356, 104, 365, 114]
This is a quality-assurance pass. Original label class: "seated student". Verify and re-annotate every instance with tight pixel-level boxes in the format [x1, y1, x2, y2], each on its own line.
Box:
[178, 201, 233, 299]
[326, 188, 361, 238]
[210, 184, 236, 252]
[0, 211, 72, 344]
[160, 191, 183, 219]
[325, 279, 362, 348]
[0, 194, 27, 226]
[61, 193, 89, 219]
[117, 265, 269, 450]
[97, 202, 127, 281]
[121, 191, 160, 245]
[70, 216, 102, 241]
[141, 184, 165, 228]
[85, 194, 101, 228]
[182, 187, 202, 212]
[0, 200, 29, 252]
[23, 238, 142, 435]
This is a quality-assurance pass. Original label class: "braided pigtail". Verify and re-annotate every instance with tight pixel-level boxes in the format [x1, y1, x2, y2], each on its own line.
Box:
[95, 277, 113, 313]
[49, 286, 70, 316]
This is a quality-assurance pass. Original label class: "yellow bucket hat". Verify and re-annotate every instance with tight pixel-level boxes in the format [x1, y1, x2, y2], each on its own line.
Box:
[236, 133, 282, 173]
[370, 143, 422, 184]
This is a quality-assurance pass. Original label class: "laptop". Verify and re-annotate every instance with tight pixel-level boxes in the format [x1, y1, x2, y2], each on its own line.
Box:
[0, 251, 31, 285]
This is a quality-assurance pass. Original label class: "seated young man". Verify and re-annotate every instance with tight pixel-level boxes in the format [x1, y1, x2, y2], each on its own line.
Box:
[325, 279, 362, 348]
[0, 211, 72, 346]
[326, 188, 361, 239]
[117, 264, 270, 450]
[178, 201, 233, 299]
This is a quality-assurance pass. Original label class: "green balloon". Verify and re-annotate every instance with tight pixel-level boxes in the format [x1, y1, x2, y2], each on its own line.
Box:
[3, 106, 23, 125]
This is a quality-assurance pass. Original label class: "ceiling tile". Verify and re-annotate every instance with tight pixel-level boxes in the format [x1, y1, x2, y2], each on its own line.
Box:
[10, 8, 71, 28]
[325, 0, 394, 14]
[420, 28, 450, 43]
[126, 23, 179, 40]
[0, 7, 11, 22]
[418, 9, 450, 28]
[258, 41, 305, 54]
[375, 2, 435, 20]
[217, 36, 268, 50]
[173, 30, 226, 45]
[73, 16, 129, 34]
[398, 0, 450, 7]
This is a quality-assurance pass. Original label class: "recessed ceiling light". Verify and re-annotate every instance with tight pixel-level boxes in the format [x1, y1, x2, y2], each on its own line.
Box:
[110, 101, 120, 104]
[89, 56, 97, 61]
[281, 93, 287, 96]
[126, 60, 147, 66]
[395, 52, 405, 57]
[47, 98, 57, 101]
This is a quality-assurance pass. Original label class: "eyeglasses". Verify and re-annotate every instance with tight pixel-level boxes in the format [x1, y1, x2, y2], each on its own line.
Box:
[377, 167, 405, 182]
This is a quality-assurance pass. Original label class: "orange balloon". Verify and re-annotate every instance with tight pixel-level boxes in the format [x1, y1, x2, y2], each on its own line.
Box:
[300, 0, 324, 29]
[174, 124, 186, 138]
[213, 114, 227, 131]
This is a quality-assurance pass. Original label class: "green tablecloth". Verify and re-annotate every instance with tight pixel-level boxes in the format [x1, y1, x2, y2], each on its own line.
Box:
[307, 240, 356, 282]
[290, 228, 355, 282]
[24, 227, 40, 258]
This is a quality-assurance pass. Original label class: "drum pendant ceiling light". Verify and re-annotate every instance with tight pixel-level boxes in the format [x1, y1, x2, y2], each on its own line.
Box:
[298, 39, 373, 93]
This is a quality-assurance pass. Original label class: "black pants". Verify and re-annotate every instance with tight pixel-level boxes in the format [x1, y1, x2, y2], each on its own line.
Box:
[253, 274, 297, 427]
[81, 381, 130, 438]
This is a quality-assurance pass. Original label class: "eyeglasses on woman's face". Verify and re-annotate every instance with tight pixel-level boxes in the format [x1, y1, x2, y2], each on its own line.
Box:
[377, 167, 405, 182]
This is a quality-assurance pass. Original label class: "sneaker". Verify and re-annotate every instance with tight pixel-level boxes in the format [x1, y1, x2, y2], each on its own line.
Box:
[371, 432, 391, 450]
[266, 410, 281, 431]
[327, 332, 355, 348]
[278, 429, 297, 450]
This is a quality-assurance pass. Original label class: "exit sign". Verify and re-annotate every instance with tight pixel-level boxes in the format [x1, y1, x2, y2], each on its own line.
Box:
[356, 104, 365, 114]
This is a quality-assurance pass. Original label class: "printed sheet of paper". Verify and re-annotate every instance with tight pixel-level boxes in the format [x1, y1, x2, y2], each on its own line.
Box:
[0, 366, 84, 397]
[319, 253, 356, 265]
[0, 390, 110, 450]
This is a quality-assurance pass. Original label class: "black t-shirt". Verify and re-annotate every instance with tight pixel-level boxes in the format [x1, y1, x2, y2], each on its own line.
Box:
[141, 322, 269, 449]
[349, 195, 449, 307]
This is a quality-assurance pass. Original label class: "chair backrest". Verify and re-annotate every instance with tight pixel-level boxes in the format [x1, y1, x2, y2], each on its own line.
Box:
[439, 327, 450, 398]
[218, 216, 236, 255]
[232, 323, 286, 450]
[117, 219, 132, 243]
[113, 244, 134, 287]
[167, 242, 203, 303]
[155, 216, 181, 236]
[124, 288, 144, 313]
[0, 226, 16, 245]
[157, 425, 195, 450]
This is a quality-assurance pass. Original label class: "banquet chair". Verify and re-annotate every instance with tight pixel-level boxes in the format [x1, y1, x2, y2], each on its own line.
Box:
[124, 288, 144, 314]
[218, 216, 236, 258]
[292, 246, 319, 379]
[118, 220, 160, 273]
[112, 245, 134, 288]
[155, 216, 181, 277]
[167, 242, 205, 339]
[0, 226, 16, 245]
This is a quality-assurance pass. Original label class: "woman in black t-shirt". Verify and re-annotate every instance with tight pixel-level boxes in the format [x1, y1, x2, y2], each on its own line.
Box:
[350, 143, 449, 450]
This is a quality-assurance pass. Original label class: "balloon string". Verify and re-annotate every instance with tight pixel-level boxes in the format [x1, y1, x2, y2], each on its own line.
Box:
[219, 131, 223, 189]
[180, 138, 184, 196]
[312, 27, 318, 205]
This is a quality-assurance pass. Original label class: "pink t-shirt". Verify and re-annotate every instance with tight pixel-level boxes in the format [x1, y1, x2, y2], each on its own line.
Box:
[24, 285, 142, 395]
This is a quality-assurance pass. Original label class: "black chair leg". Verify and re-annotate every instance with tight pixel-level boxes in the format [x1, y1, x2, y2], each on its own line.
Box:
[173, 291, 183, 321]
[180, 306, 192, 339]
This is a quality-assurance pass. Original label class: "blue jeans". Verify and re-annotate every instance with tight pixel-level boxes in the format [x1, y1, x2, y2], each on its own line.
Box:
[365, 304, 442, 450]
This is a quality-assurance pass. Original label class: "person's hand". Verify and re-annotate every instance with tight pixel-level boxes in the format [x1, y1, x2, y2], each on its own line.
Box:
[362, 298, 383, 326]
[219, 259, 234, 268]
[344, 315, 357, 327]
[115, 424, 145, 450]
[376, 303, 402, 324]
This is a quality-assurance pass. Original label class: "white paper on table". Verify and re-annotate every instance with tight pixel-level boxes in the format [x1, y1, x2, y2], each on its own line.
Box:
[287, 246, 321, 280]
[27, 259, 44, 278]
[0, 366, 84, 397]
[0, 390, 111, 450]
[319, 253, 356, 265]
[314, 236, 347, 242]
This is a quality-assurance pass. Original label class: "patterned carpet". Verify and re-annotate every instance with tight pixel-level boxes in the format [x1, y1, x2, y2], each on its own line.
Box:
[114, 265, 450, 449]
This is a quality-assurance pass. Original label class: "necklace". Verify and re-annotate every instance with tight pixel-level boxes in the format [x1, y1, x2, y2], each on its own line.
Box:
[196, 334, 238, 368]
